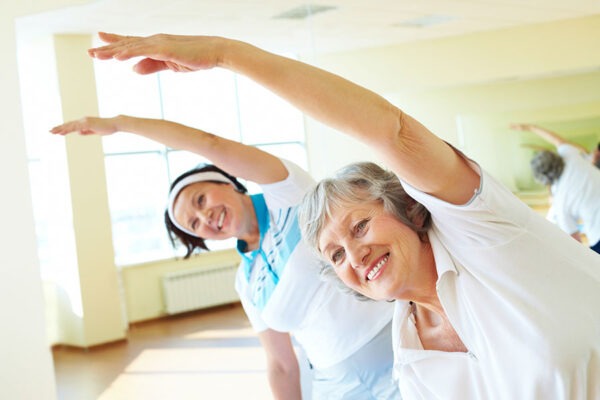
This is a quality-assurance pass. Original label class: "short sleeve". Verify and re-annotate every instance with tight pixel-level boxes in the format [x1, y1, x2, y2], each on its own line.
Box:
[259, 159, 315, 209]
[557, 143, 585, 160]
[402, 159, 533, 248]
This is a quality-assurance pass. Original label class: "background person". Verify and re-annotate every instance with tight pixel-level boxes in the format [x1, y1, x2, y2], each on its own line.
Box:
[50, 115, 399, 400]
[511, 123, 600, 253]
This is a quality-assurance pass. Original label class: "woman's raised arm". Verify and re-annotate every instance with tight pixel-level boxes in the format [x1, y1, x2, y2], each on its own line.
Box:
[89, 33, 479, 203]
[50, 115, 288, 184]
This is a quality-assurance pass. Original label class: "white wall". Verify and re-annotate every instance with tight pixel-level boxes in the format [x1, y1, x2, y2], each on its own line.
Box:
[0, 1, 89, 398]
[0, 24, 57, 395]
[122, 249, 240, 323]
[1, 2, 103, 398]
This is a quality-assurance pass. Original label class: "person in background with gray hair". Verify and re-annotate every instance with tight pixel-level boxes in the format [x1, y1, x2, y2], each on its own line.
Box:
[511, 123, 600, 253]
[592, 142, 600, 169]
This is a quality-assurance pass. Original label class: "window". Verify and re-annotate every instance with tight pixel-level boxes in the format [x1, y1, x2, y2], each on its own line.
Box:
[94, 54, 307, 266]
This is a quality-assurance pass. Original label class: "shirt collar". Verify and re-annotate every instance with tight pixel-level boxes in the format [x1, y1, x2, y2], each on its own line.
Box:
[428, 228, 459, 281]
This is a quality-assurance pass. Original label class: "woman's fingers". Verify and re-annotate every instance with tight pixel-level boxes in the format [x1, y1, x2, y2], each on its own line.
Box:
[97, 32, 129, 44]
[50, 123, 77, 135]
[88, 32, 221, 73]
[49, 117, 115, 136]
[133, 58, 170, 74]
[88, 33, 149, 61]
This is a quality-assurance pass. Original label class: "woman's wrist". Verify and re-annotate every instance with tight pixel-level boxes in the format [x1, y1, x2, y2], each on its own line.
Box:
[212, 36, 233, 69]
[114, 114, 139, 133]
[219, 37, 261, 73]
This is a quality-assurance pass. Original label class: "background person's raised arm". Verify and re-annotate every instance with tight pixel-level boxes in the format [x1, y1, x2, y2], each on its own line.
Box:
[510, 123, 588, 153]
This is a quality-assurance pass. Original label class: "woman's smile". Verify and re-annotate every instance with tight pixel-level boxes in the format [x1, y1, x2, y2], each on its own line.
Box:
[217, 208, 226, 230]
[366, 253, 389, 281]
[318, 200, 430, 301]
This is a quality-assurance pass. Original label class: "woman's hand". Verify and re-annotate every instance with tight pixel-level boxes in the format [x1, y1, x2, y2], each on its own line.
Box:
[510, 123, 535, 132]
[88, 32, 225, 75]
[50, 116, 119, 136]
[510, 123, 567, 148]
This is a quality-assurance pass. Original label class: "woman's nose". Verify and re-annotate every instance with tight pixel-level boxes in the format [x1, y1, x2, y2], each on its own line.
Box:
[347, 243, 369, 270]
[197, 209, 213, 225]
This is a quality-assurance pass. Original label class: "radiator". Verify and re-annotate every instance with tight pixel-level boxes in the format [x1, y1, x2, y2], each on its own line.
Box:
[162, 263, 240, 315]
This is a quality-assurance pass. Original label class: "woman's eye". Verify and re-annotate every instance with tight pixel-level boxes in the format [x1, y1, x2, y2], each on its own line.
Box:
[355, 219, 369, 234]
[197, 195, 205, 207]
[331, 249, 344, 264]
[191, 220, 199, 231]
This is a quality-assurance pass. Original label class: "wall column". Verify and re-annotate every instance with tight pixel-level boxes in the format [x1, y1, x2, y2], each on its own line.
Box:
[54, 34, 126, 346]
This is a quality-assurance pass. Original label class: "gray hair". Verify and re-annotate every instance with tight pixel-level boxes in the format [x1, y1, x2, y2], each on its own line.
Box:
[530, 151, 564, 186]
[592, 145, 600, 169]
[298, 161, 431, 300]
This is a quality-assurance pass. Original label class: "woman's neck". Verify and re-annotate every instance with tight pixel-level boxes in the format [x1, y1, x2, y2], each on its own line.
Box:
[238, 195, 261, 252]
[405, 240, 440, 309]
[406, 242, 467, 352]
[241, 233, 260, 252]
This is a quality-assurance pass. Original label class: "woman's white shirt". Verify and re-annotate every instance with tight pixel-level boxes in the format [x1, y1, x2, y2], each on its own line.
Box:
[393, 158, 600, 400]
[552, 143, 600, 245]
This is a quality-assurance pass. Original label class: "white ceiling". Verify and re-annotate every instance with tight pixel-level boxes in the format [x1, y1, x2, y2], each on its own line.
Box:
[17, 0, 600, 54]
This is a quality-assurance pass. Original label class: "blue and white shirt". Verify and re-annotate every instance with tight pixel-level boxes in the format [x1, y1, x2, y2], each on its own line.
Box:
[234, 160, 394, 369]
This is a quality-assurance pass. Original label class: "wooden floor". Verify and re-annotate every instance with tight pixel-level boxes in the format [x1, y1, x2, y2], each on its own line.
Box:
[52, 303, 272, 400]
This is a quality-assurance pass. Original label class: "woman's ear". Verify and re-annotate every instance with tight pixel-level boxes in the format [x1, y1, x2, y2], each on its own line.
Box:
[406, 201, 425, 228]
[405, 199, 430, 242]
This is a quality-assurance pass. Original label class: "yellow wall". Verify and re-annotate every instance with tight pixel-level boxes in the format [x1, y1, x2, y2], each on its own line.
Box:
[306, 15, 600, 187]
[54, 35, 127, 346]
[389, 73, 600, 193]
[314, 15, 600, 93]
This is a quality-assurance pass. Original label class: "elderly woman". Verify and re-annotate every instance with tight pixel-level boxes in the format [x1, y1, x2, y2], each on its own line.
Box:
[85, 31, 600, 399]
[300, 158, 600, 399]
[512, 123, 600, 253]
